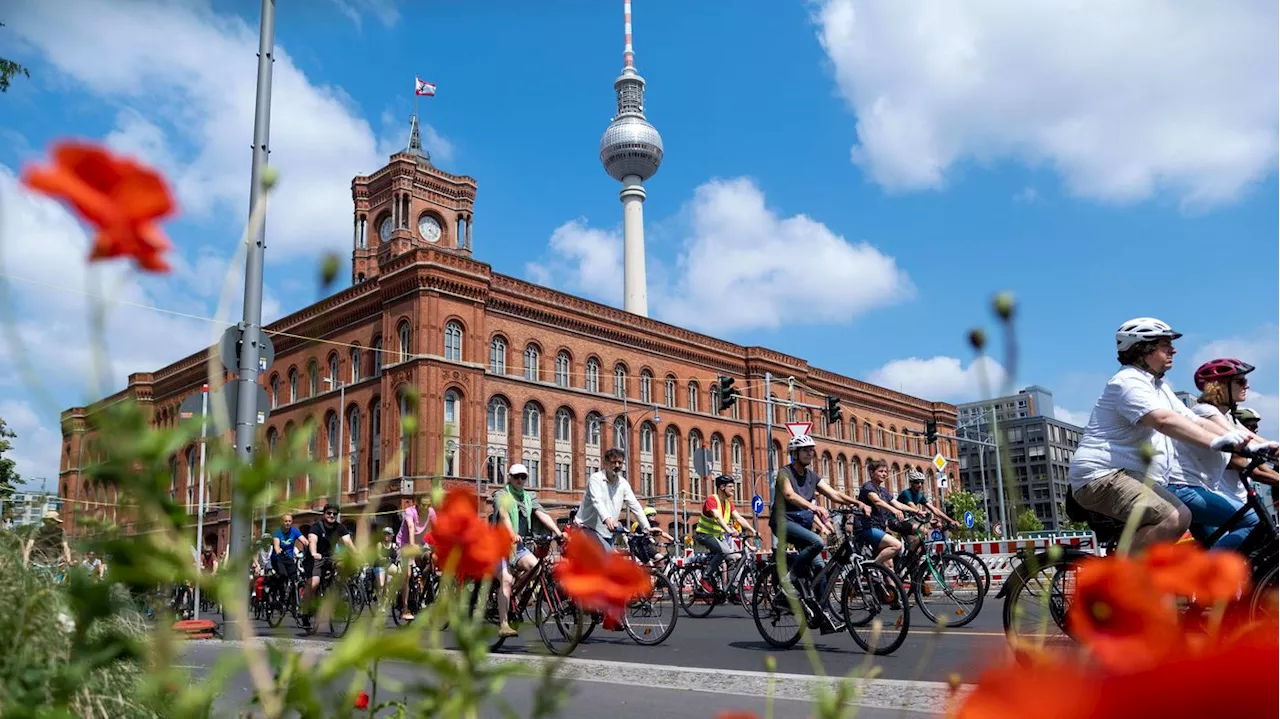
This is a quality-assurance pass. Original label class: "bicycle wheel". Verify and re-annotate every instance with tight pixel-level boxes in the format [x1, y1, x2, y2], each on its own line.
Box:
[677, 566, 717, 618]
[735, 561, 758, 610]
[624, 571, 678, 645]
[1001, 550, 1082, 657]
[327, 582, 357, 637]
[750, 564, 804, 649]
[533, 578, 586, 656]
[1249, 556, 1277, 619]
[913, 553, 984, 628]
[949, 549, 992, 597]
[842, 562, 910, 655]
[265, 582, 287, 627]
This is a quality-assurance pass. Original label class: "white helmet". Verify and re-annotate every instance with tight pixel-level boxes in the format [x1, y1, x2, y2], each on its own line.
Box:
[508, 463, 529, 477]
[1115, 317, 1181, 352]
[788, 434, 816, 451]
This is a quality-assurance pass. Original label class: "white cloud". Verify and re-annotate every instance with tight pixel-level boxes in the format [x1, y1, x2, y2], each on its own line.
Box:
[528, 178, 912, 334]
[866, 355, 1008, 402]
[6, 0, 447, 261]
[328, 0, 400, 29]
[814, 0, 1279, 208]
[1053, 405, 1090, 428]
[0, 399, 62, 491]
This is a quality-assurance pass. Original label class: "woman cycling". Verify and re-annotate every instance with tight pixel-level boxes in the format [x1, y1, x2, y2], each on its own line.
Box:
[1169, 358, 1278, 549]
[1066, 318, 1253, 552]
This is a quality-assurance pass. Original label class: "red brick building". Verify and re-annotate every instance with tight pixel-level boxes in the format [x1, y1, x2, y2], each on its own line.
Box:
[59, 139, 960, 543]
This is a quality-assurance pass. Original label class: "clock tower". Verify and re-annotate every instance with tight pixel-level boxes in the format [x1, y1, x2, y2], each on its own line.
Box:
[350, 115, 478, 284]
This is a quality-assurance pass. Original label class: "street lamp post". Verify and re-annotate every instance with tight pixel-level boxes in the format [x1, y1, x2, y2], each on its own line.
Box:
[323, 377, 345, 507]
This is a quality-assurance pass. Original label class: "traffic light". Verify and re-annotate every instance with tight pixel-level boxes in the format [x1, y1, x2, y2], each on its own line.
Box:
[825, 396, 843, 424]
[924, 419, 938, 446]
[717, 376, 739, 411]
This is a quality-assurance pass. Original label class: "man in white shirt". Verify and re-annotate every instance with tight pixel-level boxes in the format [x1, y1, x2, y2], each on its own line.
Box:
[1068, 318, 1250, 551]
[574, 447, 657, 551]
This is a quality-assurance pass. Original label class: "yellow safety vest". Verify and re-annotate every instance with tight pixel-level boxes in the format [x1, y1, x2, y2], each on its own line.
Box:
[696, 496, 733, 539]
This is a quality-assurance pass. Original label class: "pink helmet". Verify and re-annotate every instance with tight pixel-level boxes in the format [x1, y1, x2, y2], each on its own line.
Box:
[1194, 358, 1254, 391]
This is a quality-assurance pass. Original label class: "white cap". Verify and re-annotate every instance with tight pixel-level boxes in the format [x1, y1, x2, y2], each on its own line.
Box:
[508, 463, 529, 477]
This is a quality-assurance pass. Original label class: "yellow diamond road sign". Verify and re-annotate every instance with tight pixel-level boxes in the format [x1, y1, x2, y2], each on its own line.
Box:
[932, 454, 947, 472]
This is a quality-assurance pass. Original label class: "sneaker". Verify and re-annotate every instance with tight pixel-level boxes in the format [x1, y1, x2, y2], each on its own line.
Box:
[698, 579, 715, 594]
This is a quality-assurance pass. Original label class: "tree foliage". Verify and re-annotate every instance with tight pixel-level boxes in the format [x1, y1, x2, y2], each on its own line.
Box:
[0, 417, 22, 509]
[943, 489, 987, 539]
[1015, 505, 1044, 533]
[1, 23, 31, 93]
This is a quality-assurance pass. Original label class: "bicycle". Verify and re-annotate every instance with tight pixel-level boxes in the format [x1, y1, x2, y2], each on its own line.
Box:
[677, 535, 764, 618]
[1000, 448, 1279, 653]
[855, 511, 986, 628]
[465, 534, 587, 656]
[392, 553, 439, 625]
[751, 512, 910, 655]
[300, 556, 358, 637]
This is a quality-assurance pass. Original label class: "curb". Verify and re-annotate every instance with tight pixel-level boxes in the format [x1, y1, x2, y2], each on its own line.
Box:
[187, 637, 964, 714]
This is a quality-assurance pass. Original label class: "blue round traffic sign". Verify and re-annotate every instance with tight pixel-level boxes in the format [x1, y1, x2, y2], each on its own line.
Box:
[964, 511, 975, 529]
[751, 494, 764, 515]
[929, 529, 943, 542]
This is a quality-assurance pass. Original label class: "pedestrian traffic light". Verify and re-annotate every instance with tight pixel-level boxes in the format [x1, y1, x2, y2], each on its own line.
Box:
[924, 419, 938, 446]
[717, 376, 739, 411]
[825, 396, 843, 424]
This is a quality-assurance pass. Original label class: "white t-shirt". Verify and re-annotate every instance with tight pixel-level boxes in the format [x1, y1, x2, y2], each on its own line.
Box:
[574, 471, 650, 538]
[1172, 403, 1232, 491]
[1068, 365, 1199, 488]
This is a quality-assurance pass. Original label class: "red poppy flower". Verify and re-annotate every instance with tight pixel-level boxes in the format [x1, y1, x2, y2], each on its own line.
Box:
[555, 527, 652, 621]
[1066, 555, 1181, 671]
[22, 141, 176, 272]
[426, 487, 513, 582]
[354, 690, 369, 709]
[1143, 541, 1249, 604]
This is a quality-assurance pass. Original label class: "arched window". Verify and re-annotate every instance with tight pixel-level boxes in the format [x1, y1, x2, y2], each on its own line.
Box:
[185, 446, 198, 511]
[639, 422, 654, 453]
[639, 370, 653, 403]
[585, 358, 600, 393]
[328, 354, 340, 384]
[555, 409, 572, 442]
[398, 394, 412, 476]
[370, 403, 382, 482]
[665, 427, 679, 457]
[288, 368, 298, 403]
[269, 374, 279, 409]
[444, 390, 459, 425]
[347, 407, 361, 491]
[732, 438, 743, 469]
[613, 417, 627, 450]
[327, 413, 339, 460]
[665, 376, 676, 407]
[523, 403, 541, 439]
[687, 381, 699, 412]
[822, 454, 832, 480]
[350, 347, 362, 383]
[486, 397, 508, 434]
[169, 455, 179, 495]
[398, 321, 412, 361]
[444, 321, 463, 362]
[489, 336, 507, 374]
[267, 428, 279, 456]
[710, 435, 723, 467]
[555, 351, 570, 387]
[863, 422, 872, 444]
[586, 413, 602, 446]
[613, 364, 627, 398]
[877, 424, 886, 447]
[710, 385, 720, 414]
[372, 336, 383, 377]
[524, 344, 540, 381]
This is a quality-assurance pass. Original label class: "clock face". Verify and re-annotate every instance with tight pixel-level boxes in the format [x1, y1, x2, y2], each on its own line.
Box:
[379, 216, 394, 242]
[418, 214, 442, 243]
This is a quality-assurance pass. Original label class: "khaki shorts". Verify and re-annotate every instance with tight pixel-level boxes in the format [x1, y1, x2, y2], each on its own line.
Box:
[1073, 469, 1184, 526]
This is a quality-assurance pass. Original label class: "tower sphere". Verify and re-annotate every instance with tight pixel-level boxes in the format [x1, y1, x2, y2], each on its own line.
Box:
[600, 114, 664, 182]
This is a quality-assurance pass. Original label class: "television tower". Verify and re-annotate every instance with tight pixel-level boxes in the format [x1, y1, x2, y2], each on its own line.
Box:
[599, 0, 663, 317]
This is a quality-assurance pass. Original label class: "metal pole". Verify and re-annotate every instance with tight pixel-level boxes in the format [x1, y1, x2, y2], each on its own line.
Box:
[764, 372, 773, 546]
[228, 0, 276, 638]
[991, 407, 1009, 537]
[977, 435, 992, 538]
[194, 385, 209, 621]
[336, 383, 345, 504]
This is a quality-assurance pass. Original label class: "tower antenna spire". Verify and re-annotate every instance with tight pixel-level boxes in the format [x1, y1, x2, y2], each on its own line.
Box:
[600, 0, 663, 317]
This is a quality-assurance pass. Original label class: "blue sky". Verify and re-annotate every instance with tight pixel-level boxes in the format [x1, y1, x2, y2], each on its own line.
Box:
[0, 0, 1277, 492]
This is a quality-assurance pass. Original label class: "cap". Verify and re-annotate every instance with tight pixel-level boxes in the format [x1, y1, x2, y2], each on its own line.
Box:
[43, 509, 62, 523]
[508, 463, 529, 477]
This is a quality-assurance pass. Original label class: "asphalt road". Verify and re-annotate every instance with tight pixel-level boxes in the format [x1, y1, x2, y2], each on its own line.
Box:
[227, 591, 1008, 685]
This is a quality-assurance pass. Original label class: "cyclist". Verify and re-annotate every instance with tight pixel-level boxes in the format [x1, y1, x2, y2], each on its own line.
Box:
[853, 460, 912, 566]
[897, 470, 960, 532]
[1169, 359, 1278, 550]
[22, 510, 71, 570]
[1234, 407, 1261, 434]
[492, 463, 564, 638]
[1067, 318, 1252, 552]
[396, 494, 434, 621]
[305, 505, 357, 606]
[270, 513, 305, 596]
[629, 507, 675, 566]
[574, 447, 659, 551]
[771, 433, 869, 633]
[374, 527, 399, 594]
[694, 474, 758, 594]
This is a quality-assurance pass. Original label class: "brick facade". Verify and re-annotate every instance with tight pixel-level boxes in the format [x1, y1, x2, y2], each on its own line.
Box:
[59, 148, 959, 545]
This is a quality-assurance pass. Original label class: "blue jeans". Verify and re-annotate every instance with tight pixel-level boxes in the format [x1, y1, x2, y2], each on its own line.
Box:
[778, 521, 827, 595]
[1168, 484, 1258, 551]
